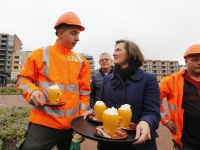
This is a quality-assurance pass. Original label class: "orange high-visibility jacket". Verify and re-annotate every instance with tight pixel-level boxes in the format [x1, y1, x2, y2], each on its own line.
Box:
[16, 40, 91, 130]
[159, 69, 186, 148]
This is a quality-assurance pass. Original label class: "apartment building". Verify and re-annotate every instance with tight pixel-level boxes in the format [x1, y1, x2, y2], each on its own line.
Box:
[11, 50, 32, 79]
[179, 64, 187, 70]
[0, 33, 22, 78]
[77, 53, 95, 77]
[141, 60, 179, 81]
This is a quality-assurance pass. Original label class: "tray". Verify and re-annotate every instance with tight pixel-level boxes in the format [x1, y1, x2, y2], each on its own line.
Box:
[45, 102, 66, 106]
[70, 116, 138, 143]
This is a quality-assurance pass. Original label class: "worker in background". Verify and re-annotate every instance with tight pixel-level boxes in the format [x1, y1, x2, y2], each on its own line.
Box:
[160, 44, 200, 150]
[90, 52, 113, 108]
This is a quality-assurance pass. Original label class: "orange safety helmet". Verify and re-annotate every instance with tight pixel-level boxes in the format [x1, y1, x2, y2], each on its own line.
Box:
[183, 44, 200, 58]
[54, 12, 85, 31]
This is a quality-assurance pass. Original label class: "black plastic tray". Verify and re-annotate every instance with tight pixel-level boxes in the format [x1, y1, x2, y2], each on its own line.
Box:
[70, 116, 138, 143]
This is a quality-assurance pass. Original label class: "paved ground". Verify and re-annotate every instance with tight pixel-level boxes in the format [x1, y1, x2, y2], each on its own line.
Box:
[0, 95, 173, 150]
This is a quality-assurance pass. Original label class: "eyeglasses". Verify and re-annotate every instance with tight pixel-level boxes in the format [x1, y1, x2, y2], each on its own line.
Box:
[99, 59, 110, 62]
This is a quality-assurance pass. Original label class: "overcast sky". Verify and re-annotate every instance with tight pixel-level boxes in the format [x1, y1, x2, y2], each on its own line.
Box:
[1, 0, 200, 69]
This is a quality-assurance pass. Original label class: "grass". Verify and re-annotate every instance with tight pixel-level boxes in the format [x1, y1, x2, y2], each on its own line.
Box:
[0, 87, 21, 95]
[0, 106, 30, 150]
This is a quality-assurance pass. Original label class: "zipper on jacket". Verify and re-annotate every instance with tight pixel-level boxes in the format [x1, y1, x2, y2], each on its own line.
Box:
[64, 50, 67, 127]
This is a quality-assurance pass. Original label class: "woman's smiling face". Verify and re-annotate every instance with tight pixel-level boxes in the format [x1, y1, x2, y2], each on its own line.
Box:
[113, 42, 129, 69]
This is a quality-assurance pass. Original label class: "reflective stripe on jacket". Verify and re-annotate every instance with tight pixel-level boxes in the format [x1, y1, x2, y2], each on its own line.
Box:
[16, 40, 91, 129]
[159, 69, 185, 148]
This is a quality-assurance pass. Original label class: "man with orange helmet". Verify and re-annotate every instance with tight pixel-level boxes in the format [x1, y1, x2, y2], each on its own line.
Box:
[160, 44, 200, 150]
[16, 12, 91, 150]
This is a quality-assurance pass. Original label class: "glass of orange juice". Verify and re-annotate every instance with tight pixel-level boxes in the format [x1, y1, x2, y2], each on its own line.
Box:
[48, 85, 62, 104]
[102, 107, 123, 135]
[94, 101, 106, 121]
[118, 104, 132, 127]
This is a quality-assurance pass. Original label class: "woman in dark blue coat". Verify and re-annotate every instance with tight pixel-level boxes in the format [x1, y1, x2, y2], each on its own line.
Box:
[84, 39, 160, 150]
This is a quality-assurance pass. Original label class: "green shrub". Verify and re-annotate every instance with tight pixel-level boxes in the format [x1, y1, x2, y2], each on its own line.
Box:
[9, 79, 16, 84]
[0, 87, 21, 95]
[0, 106, 30, 149]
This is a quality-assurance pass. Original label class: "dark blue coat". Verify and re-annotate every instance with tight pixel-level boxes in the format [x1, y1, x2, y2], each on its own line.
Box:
[99, 68, 160, 150]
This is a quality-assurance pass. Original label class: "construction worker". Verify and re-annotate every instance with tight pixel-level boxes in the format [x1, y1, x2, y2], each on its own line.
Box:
[160, 44, 200, 150]
[16, 12, 90, 150]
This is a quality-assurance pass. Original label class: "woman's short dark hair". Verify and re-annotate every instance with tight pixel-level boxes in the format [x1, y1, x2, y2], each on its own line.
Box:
[55, 23, 81, 36]
[115, 39, 144, 67]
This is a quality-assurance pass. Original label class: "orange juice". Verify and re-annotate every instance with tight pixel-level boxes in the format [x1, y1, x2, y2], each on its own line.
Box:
[102, 110, 123, 135]
[118, 108, 132, 127]
[48, 88, 62, 104]
[94, 104, 106, 121]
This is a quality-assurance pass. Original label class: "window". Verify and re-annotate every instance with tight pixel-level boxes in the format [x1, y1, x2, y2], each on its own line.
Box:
[15, 56, 20, 59]
[1, 45, 6, 49]
[2, 35, 7, 38]
[8, 41, 13, 45]
[12, 72, 18, 79]
[9, 36, 14, 41]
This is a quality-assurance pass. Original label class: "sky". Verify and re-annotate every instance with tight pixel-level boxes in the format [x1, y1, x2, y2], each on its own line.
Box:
[1, 0, 200, 69]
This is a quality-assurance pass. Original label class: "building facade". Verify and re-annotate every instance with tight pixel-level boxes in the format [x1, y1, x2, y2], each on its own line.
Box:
[0, 33, 22, 78]
[141, 60, 180, 81]
[77, 53, 95, 78]
[11, 51, 32, 79]
[179, 64, 187, 70]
